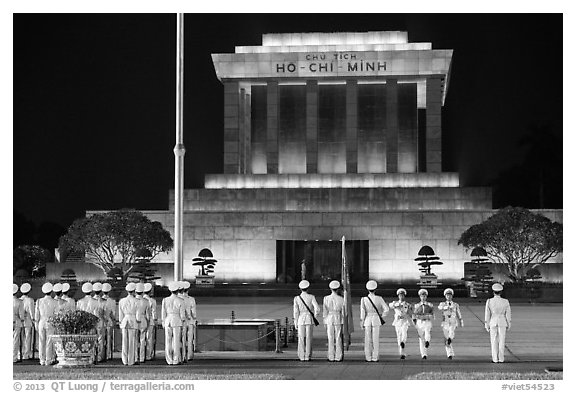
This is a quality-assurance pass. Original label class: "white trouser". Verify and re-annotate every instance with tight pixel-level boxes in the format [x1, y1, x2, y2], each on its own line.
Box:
[165, 326, 182, 365]
[490, 325, 507, 362]
[181, 325, 188, 360]
[22, 326, 34, 359]
[185, 323, 194, 360]
[415, 320, 432, 357]
[137, 327, 147, 362]
[121, 328, 137, 365]
[96, 326, 105, 362]
[394, 323, 410, 355]
[13, 327, 22, 362]
[145, 325, 155, 360]
[326, 324, 342, 361]
[441, 322, 457, 357]
[105, 326, 113, 359]
[364, 325, 381, 361]
[297, 324, 313, 361]
[38, 324, 55, 365]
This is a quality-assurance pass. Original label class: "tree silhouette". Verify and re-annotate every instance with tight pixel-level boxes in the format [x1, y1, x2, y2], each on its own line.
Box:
[192, 248, 217, 276]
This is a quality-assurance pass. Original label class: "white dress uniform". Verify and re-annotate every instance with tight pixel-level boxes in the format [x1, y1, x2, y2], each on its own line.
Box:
[143, 286, 157, 361]
[61, 285, 76, 310]
[413, 298, 434, 358]
[484, 284, 511, 363]
[102, 286, 117, 360]
[180, 291, 197, 361]
[35, 284, 57, 366]
[13, 285, 25, 363]
[135, 290, 151, 363]
[162, 285, 186, 365]
[438, 290, 463, 358]
[19, 284, 35, 360]
[293, 280, 319, 361]
[322, 281, 345, 362]
[389, 289, 412, 358]
[118, 284, 140, 365]
[360, 281, 389, 362]
[85, 290, 106, 362]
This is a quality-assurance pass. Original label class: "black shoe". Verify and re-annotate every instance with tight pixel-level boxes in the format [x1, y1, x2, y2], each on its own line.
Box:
[400, 342, 405, 349]
[447, 338, 452, 345]
[422, 356, 427, 360]
[448, 356, 453, 359]
[400, 355, 406, 360]
[425, 341, 430, 348]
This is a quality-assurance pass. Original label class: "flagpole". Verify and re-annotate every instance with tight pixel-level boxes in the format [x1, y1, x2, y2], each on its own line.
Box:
[174, 13, 185, 281]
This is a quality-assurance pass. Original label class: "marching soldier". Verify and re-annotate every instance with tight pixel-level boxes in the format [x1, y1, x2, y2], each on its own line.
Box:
[35, 283, 57, 366]
[61, 283, 76, 310]
[180, 281, 196, 362]
[389, 288, 412, 359]
[413, 288, 435, 359]
[162, 282, 186, 365]
[322, 280, 344, 362]
[438, 288, 464, 359]
[76, 282, 94, 311]
[143, 283, 157, 361]
[135, 283, 151, 364]
[102, 283, 117, 360]
[293, 280, 319, 361]
[484, 283, 511, 363]
[360, 280, 389, 362]
[118, 282, 139, 365]
[19, 283, 35, 360]
[87, 282, 106, 362]
[13, 284, 25, 363]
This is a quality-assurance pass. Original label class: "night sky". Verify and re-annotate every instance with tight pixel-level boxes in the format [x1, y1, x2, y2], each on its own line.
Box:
[13, 14, 563, 246]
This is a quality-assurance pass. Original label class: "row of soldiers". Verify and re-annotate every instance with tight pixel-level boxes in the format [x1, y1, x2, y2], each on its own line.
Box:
[295, 280, 511, 363]
[12, 281, 198, 366]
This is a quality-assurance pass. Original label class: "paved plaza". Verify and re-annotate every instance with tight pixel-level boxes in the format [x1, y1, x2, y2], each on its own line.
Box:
[14, 298, 562, 379]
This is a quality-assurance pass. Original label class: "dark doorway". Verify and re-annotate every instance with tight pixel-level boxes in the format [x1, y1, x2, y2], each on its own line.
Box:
[276, 240, 369, 284]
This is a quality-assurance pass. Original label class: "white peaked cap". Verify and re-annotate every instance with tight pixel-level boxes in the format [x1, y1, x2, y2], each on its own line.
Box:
[52, 283, 63, 292]
[168, 282, 179, 292]
[102, 283, 112, 292]
[82, 283, 93, 293]
[42, 283, 53, 294]
[62, 283, 70, 292]
[366, 280, 377, 291]
[492, 283, 504, 291]
[418, 288, 428, 296]
[135, 283, 145, 292]
[92, 282, 103, 291]
[13, 284, 18, 295]
[329, 280, 340, 290]
[143, 283, 153, 292]
[20, 283, 31, 294]
[298, 280, 310, 289]
[444, 288, 454, 295]
[396, 288, 407, 295]
[125, 283, 136, 292]
[182, 281, 191, 289]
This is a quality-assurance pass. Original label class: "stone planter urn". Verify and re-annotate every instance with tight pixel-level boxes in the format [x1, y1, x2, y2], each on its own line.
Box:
[51, 334, 98, 368]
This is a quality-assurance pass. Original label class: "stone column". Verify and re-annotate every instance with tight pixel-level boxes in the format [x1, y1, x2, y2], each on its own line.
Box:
[223, 81, 240, 174]
[386, 79, 399, 173]
[426, 77, 443, 172]
[306, 80, 318, 173]
[238, 88, 251, 174]
[346, 80, 358, 173]
[267, 81, 279, 174]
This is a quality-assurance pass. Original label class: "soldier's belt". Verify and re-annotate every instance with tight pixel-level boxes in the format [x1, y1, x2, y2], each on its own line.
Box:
[415, 315, 432, 320]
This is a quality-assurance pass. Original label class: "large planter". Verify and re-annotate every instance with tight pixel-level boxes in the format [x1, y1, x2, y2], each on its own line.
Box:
[50, 334, 98, 368]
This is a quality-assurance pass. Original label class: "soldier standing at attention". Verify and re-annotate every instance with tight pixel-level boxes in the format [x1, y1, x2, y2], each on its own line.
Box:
[35, 283, 57, 366]
[134, 283, 151, 364]
[19, 283, 35, 360]
[13, 284, 25, 363]
[322, 280, 344, 362]
[438, 288, 464, 359]
[389, 288, 412, 359]
[360, 280, 389, 362]
[143, 283, 157, 361]
[293, 280, 319, 361]
[118, 282, 139, 365]
[52, 283, 68, 312]
[484, 283, 511, 363]
[413, 288, 435, 359]
[61, 283, 76, 310]
[180, 281, 197, 361]
[76, 282, 94, 311]
[88, 282, 106, 363]
[162, 282, 186, 365]
[102, 283, 117, 360]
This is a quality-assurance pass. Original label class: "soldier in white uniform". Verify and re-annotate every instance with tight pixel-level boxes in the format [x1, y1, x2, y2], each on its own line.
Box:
[143, 283, 157, 361]
[389, 288, 413, 359]
[118, 282, 139, 365]
[438, 288, 464, 359]
[360, 280, 389, 362]
[14, 284, 25, 363]
[102, 283, 117, 360]
[61, 283, 76, 310]
[322, 280, 345, 362]
[484, 283, 511, 363]
[134, 283, 151, 364]
[162, 282, 186, 365]
[52, 283, 68, 312]
[176, 282, 188, 361]
[19, 283, 35, 360]
[76, 282, 94, 312]
[293, 280, 319, 361]
[413, 288, 435, 359]
[88, 282, 106, 362]
[180, 281, 196, 361]
[35, 283, 57, 366]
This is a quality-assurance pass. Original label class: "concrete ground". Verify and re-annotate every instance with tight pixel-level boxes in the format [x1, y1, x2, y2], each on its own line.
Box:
[13, 297, 562, 379]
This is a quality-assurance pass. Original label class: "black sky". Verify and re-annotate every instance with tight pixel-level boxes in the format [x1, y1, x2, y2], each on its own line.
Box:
[13, 13, 563, 232]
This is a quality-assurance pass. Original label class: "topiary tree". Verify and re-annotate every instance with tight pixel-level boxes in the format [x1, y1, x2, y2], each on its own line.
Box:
[458, 206, 562, 282]
[59, 209, 173, 279]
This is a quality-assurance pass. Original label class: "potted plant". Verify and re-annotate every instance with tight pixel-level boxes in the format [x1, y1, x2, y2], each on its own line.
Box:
[48, 309, 99, 368]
